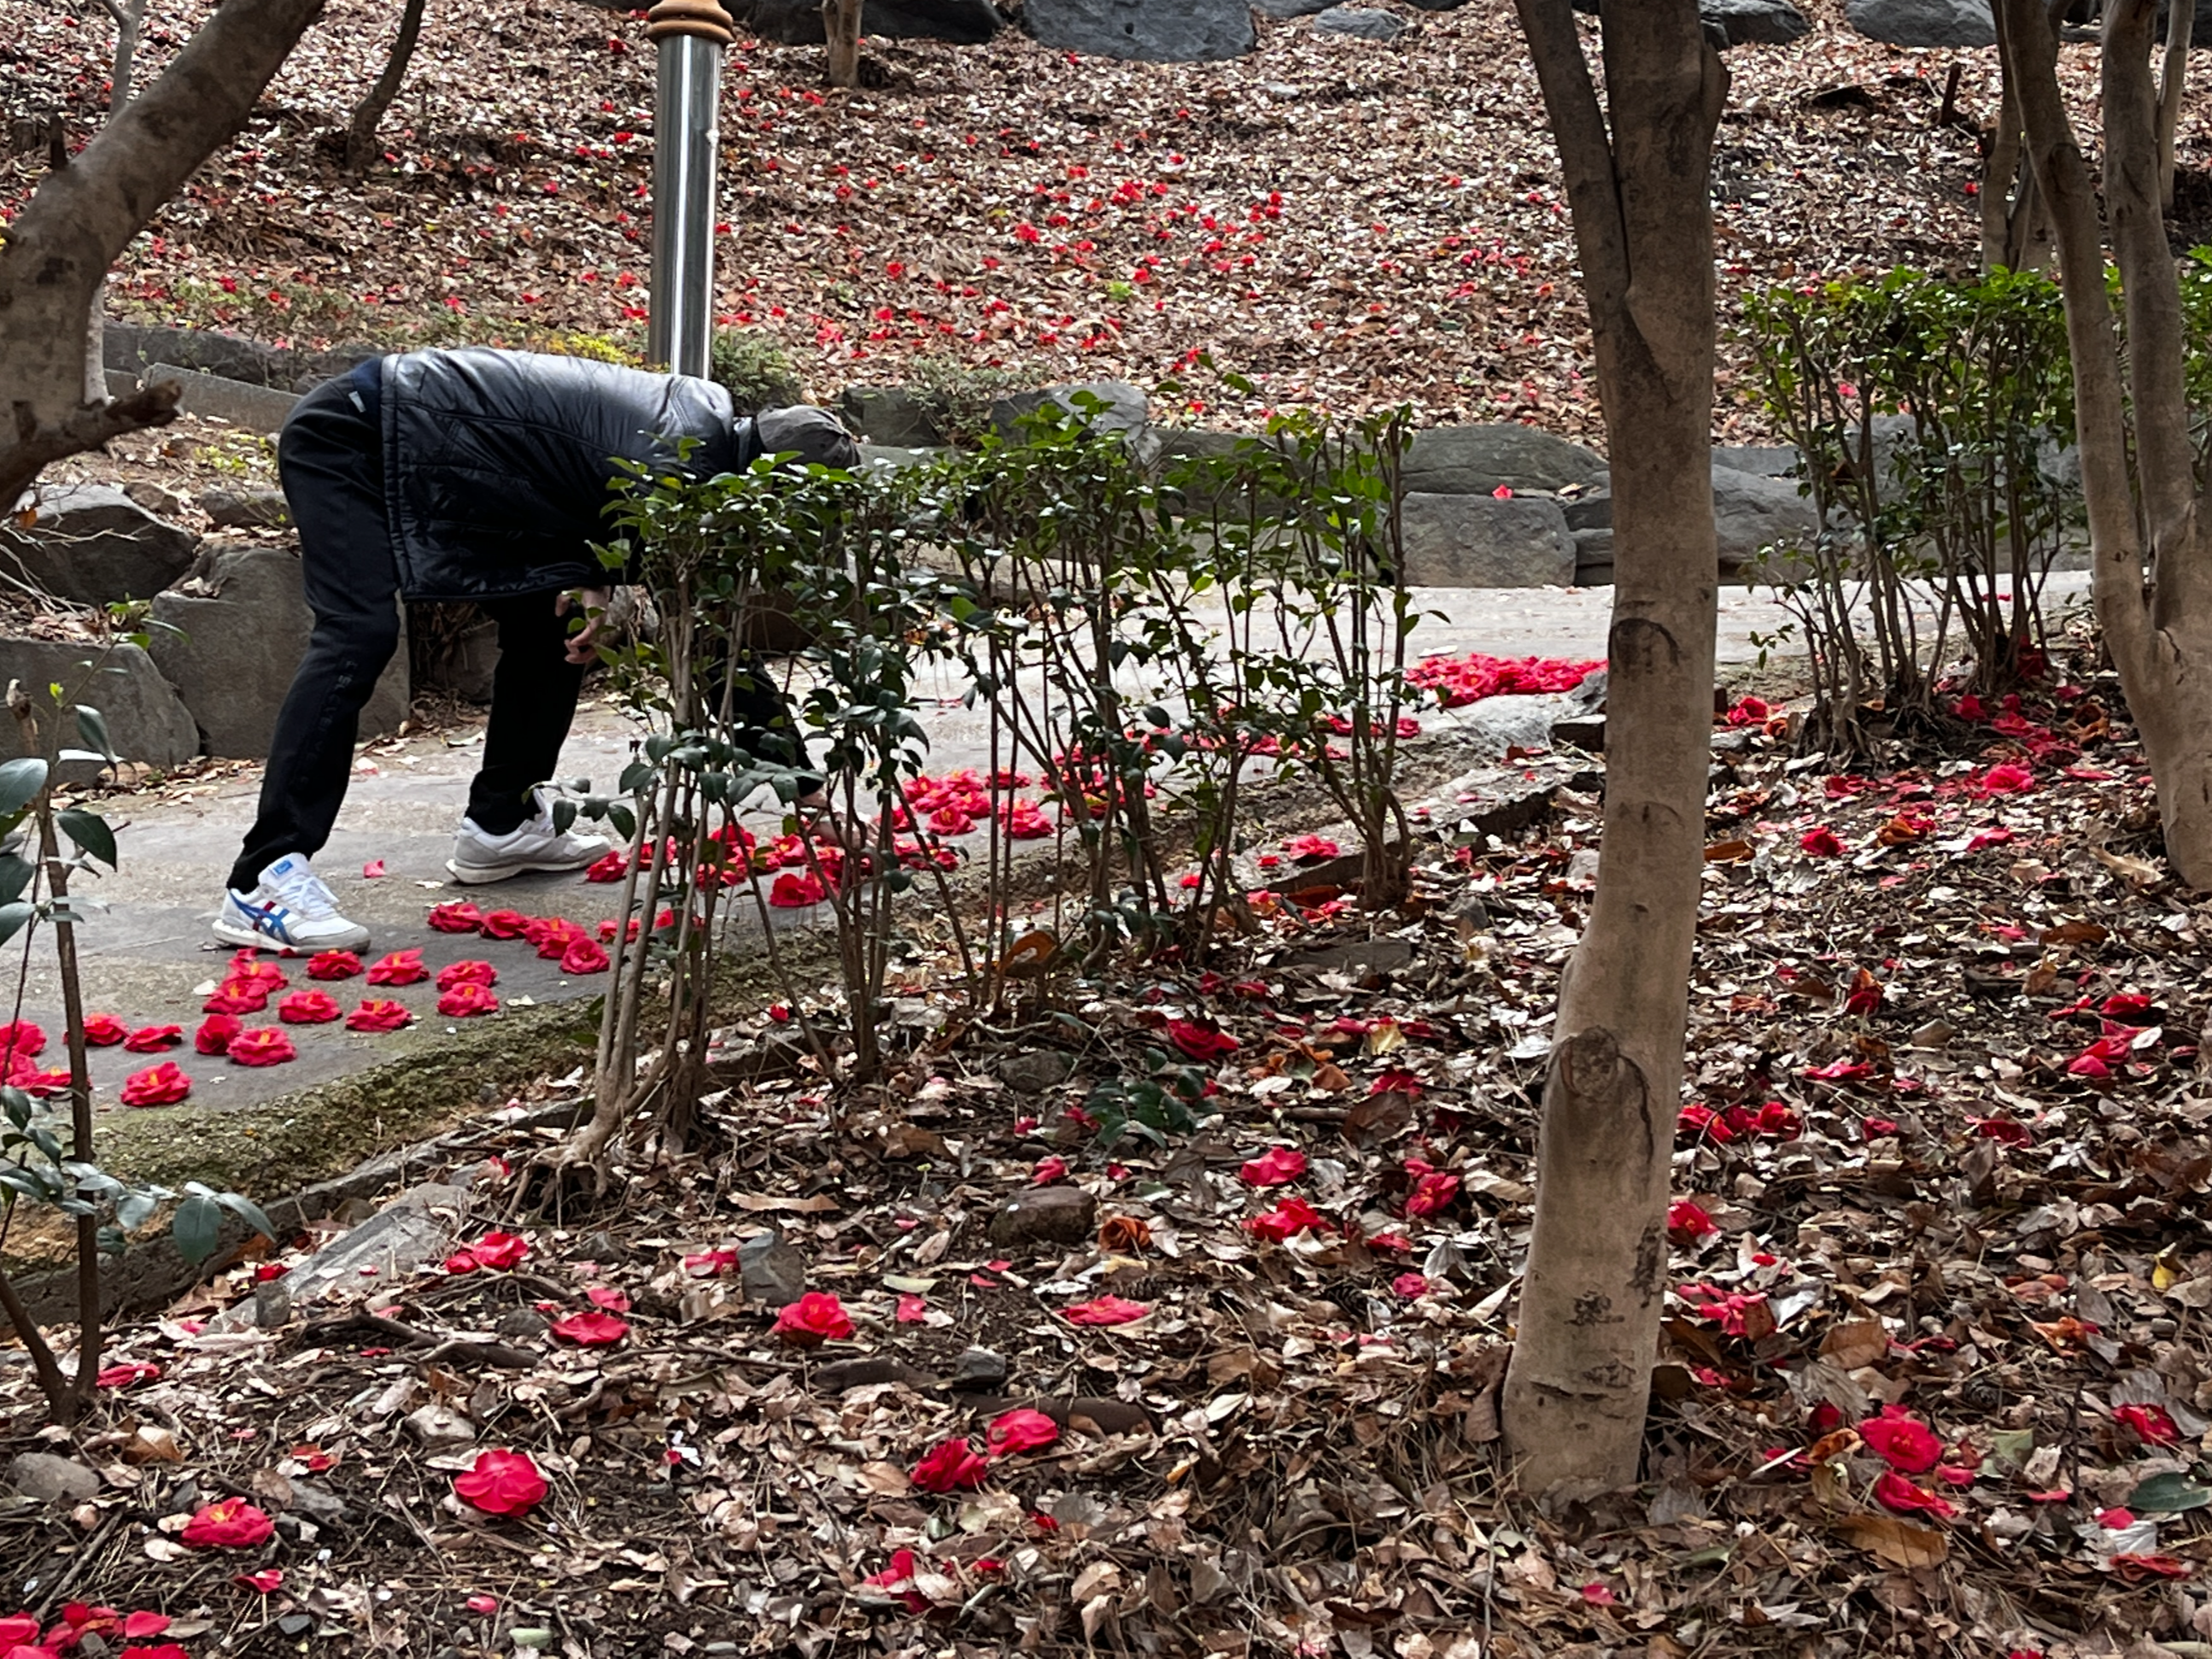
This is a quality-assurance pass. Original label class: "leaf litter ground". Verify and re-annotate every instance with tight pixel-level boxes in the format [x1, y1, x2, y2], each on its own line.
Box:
[8, 631, 2212, 1657]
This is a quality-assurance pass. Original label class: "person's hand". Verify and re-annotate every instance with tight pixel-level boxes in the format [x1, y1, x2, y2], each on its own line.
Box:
[559, 586, 613, 665]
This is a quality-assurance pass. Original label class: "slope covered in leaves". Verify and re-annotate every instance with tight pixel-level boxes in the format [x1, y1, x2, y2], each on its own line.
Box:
[0, 0, 2171, 439]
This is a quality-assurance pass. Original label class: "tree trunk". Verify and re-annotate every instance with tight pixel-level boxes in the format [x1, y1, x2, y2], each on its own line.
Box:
[0, 0, 327, 510]
[346, 0, 429, 174]
[2160, 0, 2192, 213]
[105, 0, 147, 109]
[822, 0, 862, 86]
[1500, 0, 1723, 1494]
[2000, 0, 2212, 887]
[1984, 1, 2057, 273]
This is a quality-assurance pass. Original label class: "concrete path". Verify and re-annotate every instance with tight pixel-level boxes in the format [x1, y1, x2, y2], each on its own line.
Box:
[8, 574, 2087, 1123]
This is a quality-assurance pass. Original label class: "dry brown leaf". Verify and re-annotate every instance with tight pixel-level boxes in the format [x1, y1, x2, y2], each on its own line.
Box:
[1834, 1514, 1948, 1569]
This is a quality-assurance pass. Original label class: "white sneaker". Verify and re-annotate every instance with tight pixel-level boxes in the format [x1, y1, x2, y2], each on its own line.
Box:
[446, 794, 611, 885]
[214, 853, 372, 953]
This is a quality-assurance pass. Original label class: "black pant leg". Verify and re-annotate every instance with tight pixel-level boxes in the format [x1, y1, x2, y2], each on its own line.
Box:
[228, 380, 401, 893]
[465, 594, 588, 835]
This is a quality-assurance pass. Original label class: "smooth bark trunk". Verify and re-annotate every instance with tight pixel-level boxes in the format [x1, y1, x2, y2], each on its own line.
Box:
[1501, 0, 1723, 1493]
[2000, 0, 2212, 887]
[346, 0, 429, 174]
[2160, 1, 2192, 212]
[0, 0, 327, 508]
[823, 0, 862, 86]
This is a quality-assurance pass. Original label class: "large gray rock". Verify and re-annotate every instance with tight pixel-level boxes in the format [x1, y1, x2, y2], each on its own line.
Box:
[200, 486, 290, 530]
[1712, 443, 1800, 479]
[739, 0, 1002, 39]
[1702, 0, 1810, 42]
[1255, 0, 1331, 13]
[1313, 5, 1407, 36]
[104, 323, 374, 395]
[1402, 424, 1606, 495]
[1024, 0, 1255, 61]
[840, 385, 945, 448]
[0, 483, 199, 603]
[0, 639, 200, 774]
[1398, 494, 1576, 588]
[990, 380, 1151, 454]
[150, 544, 407, 759]
[1844, 0, 1994, 46]
[138, 363, 299, 436]
[6, 1451, 101, 1504]
[1712, 463, 1819, 573]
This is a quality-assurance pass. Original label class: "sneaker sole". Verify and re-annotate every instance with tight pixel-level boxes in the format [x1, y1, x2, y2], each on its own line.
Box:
[444, 853, 600, 886]
[212, 916, 372, 954]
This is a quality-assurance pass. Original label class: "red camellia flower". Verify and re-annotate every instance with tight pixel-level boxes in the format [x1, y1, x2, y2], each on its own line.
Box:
[120, 1063, 190, 1107]
[986, 1408, 1060, 1457]
[122, 1023, 183, 1052]
[529, 917, 585, 959]
[346, 999, 413, 1033]
[769, 871, 825, 908]
[181, 1496, 276, 1548]
[235, 1568, 284, 1594]
[910, 1437, 989, 1493]
[436, 959, 498, 991]
[468, 1230, 529, 1270]
[366, 949, 427, 986]
[195, 1013, 243, 1055]
[1666, 1198, 1719, 1242]
[480, 909, 533, 940]
[559, 936, 610, 975]
[1238, 1146, 1306, 1187]
[1063, 1294, 1149, 1326]
[1393, 1272, 1431, 1298]
[1799, 826, 1844, 857]
[1858, 1404, 1943, 1474]
[0, 1022, 42, 1070]
[549, 1310, 629, 1346]
[1032, 1155, 1068, 1186]
[771, 1292, 853, 1346]
[453, 1448, 548, 1516]
[227, 953, 287, 988]
[1283, 833, 1340, 862]
[81, 1012, 127, 1046]
[306, 949, 363, 980]
[97, 1360, 161, 1388]
[1873, 1471, 1957, 1519]
[1166, 1018, 1238, 1063]
[1244, 1196, 1325, 1241]
[584, 850, 628, 882]
[682, 1247, 738, 1277]
[863, 1550, 932, 1615]
[278, 990, 341, 1024]
[227, 1028, 296, 1067]
[427, 900, 485, 934]
[1862, 1116, 1900, 1139]
[438, 983, 500, 1018]
[1404, 1164, 1461, 1216]
[202, 978, 270, 1015]
[2116, 1402, 2181, 1445]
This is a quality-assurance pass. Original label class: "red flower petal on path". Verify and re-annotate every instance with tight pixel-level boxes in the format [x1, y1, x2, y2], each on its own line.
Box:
[464, 1593, 499, 1615]
[1393, 1272, 1430, 1298]
[437, 982, 500, 1018]
[436, 958, 498, 990]
[1873, 1471, 1956, 1518]
[682, 1247, 737, 1277]
[227, 953, 287, 988]
[466, 1230, 529, 1269]
[559, 936, 610, 975]
[1799, 826, 1844, 857]
[362, 859, 386, 878]
[306, 949, 363, 979]
[124, 1611, 172, 1637]
[226, 1028, 296, 1067]
[97, 1360, 161, 1387]
[202, 979, 270, 1014]
[2116, 1403, 2180, 1445]
[584, 850, 628, 882]
[910, 1437, 989, 1492]
[1063, 1294, 1149, 1326]
[0, 1020, 42, 1064]
[863, 1549, 932, 1614]
[1238, 1146, 1306, 1186]
[120, 1063, 190, 1106]
[277, 990, 341, 1024]
[195, 1013, 242, 1054]
[428, 901, 485, 934]
[769, 871, 825, 907]
[181, 1496, 275, 1548]
[1666, 1198, 1719, 1242]
[1858, 1404, 1943, 1474]
[986, 1408, 1060, 1457]
[586, 1286, 630, 1310]
[453, 1449, 548, 1516]
[1167, 1018, 1238, 1062]
[479, 909, 533, 939]
[1032, 1155, 1068, 1185]
[234, 1568, 284, 1594]
[122, 1023, 183, 1052]
[366, 949, 427, 986]
[1244, 1196, 1325, 1240]
[346, 999, 413, 1032]
[895, 1293, 928, 1323]
[772, 1292, 853, 1346]
[548, 1310, 629, 1346]
[82, 1013, 127, 1046]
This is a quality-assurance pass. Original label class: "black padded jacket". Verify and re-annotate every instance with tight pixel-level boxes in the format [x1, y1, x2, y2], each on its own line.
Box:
[374, 348, 752, 601]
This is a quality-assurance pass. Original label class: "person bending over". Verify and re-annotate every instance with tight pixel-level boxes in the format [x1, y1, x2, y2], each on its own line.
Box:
[216, 346, 857, 954]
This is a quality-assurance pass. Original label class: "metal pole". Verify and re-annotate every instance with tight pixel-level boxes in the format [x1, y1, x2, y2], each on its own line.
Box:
[645, 0, 732, 379]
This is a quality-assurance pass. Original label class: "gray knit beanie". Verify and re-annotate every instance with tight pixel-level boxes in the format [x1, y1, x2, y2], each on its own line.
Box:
[755, 405, 861, 470]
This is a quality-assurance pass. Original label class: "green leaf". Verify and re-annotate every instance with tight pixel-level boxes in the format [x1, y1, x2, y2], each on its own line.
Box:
[172, 1193, 221, 1264]
[0, 901, 37, 950]
[73, 706, 114, 763]
[56, 808, 116, 869]
[2129, 1471, 2212, 1514]
[0, 854, 32, 908]
[216, 1190, 278, 1242]
[0, 758, 45, 818]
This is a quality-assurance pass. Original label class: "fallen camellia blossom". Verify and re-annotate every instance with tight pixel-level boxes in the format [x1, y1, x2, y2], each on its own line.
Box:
[120, 1063, 190, 1106]
[1858, 1404, 1943, 1474]
[122, 1023, 183, 1052]
[1239, 1146, 1307, 1187]
[428, 900, 485, 934]
[1032, 1155, 1068, 1186]
[549, 1310, 629, 1346]
[438, 983, 500, 1017]
[1666, 1198, 1719, 1242]
[584, 849, 628, 882]
[480, 909, 533, 940]
[227, 1028, 297, 1067]
[195, 1014, 243, 1055]
[896, 1293, 928, 1322]
[234, 1568, 284, 1594]
[306, 949, 363, 980]
[436, 958, 498, 990]
[181, 1496, 276, 1548]
[277, 991, 341, 1024]
[1873, 1471, 1957, 1519]
[1167, 1018, 1239, 1062]
[769, 871, 826, 907]
[1404, 1160, 1461, 1216]
[81, 1013, 127, 1046]
[772, 1292, 854, 1346]
[682, 1247, 738, 1276]
[862, 1550, 932, 1615]
[530, 917, 586, 959]
[202, 978, 271, 1015]
[2116, 1402, 2181, 1445]
[1283, 833, 1340, 862]
[454, 1448, 548, 1516]
[559, 935, 610, 975]
[910, 1437, 989, 1492]
[346, 999, 413, 1033]
[226, 953, 287, 988]
[366, 949, 428, 986]
[1063, 1295, 1149, 1326]
[987, 1408, 1060, 1457]
[1393, 1272, 1431, 1298]
[1799, 825, 1844, 857]
[0, 1020, 44, 1064]
[1244, 1196, 1326, 1240]
[362, 859, 385, 878]
[465, 1230, 529, 1270]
